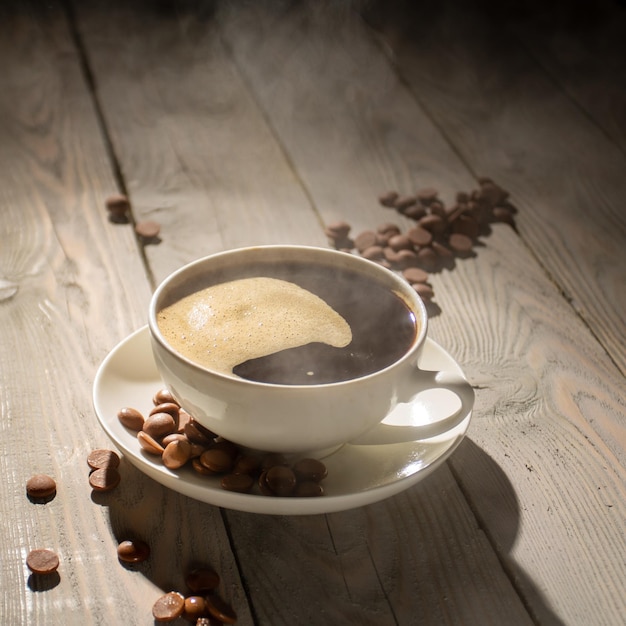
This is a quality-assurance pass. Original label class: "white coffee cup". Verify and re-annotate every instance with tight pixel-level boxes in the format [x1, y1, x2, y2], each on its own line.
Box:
[149, 245, 473, 455]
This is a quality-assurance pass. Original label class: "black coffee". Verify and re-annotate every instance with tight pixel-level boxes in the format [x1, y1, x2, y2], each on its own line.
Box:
[230, 262, 418, 385]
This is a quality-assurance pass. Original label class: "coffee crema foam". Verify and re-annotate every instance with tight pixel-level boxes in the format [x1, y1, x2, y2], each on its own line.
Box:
[157, 277, 352, 376]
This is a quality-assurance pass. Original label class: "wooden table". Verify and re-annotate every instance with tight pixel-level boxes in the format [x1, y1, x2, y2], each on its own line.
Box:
[1, 0, 625, 624]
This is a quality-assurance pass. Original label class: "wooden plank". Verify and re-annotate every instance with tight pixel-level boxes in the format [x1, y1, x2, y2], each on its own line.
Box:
[71, 0, 328, 288]
[214, 2, 626, 624]
[492, 0, 626, 154]
[364, 0, 626, 377]
[0, 3, 252, 625]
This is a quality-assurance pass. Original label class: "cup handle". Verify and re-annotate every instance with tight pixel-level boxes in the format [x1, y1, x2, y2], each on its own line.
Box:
[349, 370, 474, 445]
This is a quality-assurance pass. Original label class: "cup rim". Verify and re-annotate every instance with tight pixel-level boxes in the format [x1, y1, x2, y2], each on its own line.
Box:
[148, 244, 429, 389]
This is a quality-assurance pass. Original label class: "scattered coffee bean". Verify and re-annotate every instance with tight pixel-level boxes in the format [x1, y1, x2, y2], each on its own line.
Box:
[183, 596, 207, 621]
[88, 467, 121, 492]
[162, 439, 192, 470]
[412, 283, 435, 302]
[117, 407, 145, 431]
[326, 178, 517, 311]
[199, 448, 235, 474]
[87, 449, 120, 471]
[117, 539, 151, 563]
[292, 458, 328, 483]
[26, 548, 59, 575]
[265, 465, 297, 497]
[402, 267, 429, 284]
[221, 473, 255, 493]
[294, 481, 325, 497]
[105, 194, 130, 223]
[152, 591, 185, 622]
[143, 412, 177, 439]
[26, 474, 57, 500]
[135, 220, 161, 241]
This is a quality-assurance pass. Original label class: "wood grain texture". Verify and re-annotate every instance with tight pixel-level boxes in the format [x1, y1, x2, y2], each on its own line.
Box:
[0, 3, 252, 624]
[72, 0, 328, 287]
[364, 0, 626, 377]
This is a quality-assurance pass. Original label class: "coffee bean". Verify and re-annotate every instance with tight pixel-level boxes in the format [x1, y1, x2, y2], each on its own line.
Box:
[416, 187, 438, 204]
[378, 191, 398, 207]
[292, 458, 328, 483]
[324, 221, 351, 239]
[205, 593, 237, 625]
[354, 230, 379, 252]
[393, 195, 417, 211]
[183, 596, 207, 622]
[233, 454, 262, 475]
[162, 439, 192, 470]
[26, 474, 56, 500]
[396, 248, 418, 268]
[451, 214, 480, 239]
[117, 539, 151, 563]
[448, 233, 474, 256]
[137, 431, 165, 455]
[407, 226, 433, 247]
[89, 467, 121, 492]
[87, 449, 120, 471]
[199, 448, 234, 474]
[153, 388, 178, 406]
[150, 402, 180, 421]
[403, 204, 428, 220]
[184, 419, 216, 445]
[492, 206, 516, 226]
[376, 222, 401, 237]
[361, 245, 385, 261]
[402, 267, 429, 284]
[105, 194, 130, 223]
[135, 220, 161, 241]
[387, 234, 412, 251]
[186, 568, 221, 593]
[117, 407, 145, 431]
[221, 473, 254, 493]
[418, 214, 447, 235]
[412, 283, 435, 302]
[265, 465, 297, 496]
[152, 591, 185, 622]
[26, 549, 59, 575]
[143, 412, 177, 439]
[415, 246, 438, 271]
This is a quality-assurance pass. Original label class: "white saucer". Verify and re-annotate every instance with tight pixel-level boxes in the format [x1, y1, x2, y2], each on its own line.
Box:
[93, 326, 472, 515]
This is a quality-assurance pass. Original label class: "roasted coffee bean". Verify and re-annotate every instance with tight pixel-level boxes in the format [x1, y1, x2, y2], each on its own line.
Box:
[407, 226, 432, 247]
[199, 448, 234, 474]
[377, 222, 401, 237]
[117, 539, 150, 563]
[429, 200, 447, 218]
[403, 204, 428, 220]
[448, 233, 474, 256]
[135, 220, 161, 241]
[143, 412, 177, 439]
[415, 246, 438, 271]
[105, 194, 130, 223]
[354, 230, 379, 252]
[412, 283, 435, 302]
[205, 594, 237, 625]
[492, 206, 516, 225]
[150, 402, 180, 421]
[324, 221, 351, 239]
[393, 195, 417, 211]
[258, 471, 273, 496]
[137, 431, 165, 455]
[387, 234, 412, 252]
[191, 457, 214, 476]
[152, 591, 185, 622]
[416, 187, 438, 204]
[162, 439, 192, 470]
[261, 453, 289, 470]
[294, 481, 325, 497]
[26, 474, 56, 500]
[396, 248, 418, 268]
[361, 245, 385, 261]
[161, 433, 187, 446]
[451, 214, 480, 239]
[212, 439, 239, 460]
[186, 567, 221, 593]
[431, 240, 454, 260]
[117, 407, 145, 431]
[265, 465, 297, 496]
[221, 473, 254, 493]
[153, 388, 178, 406]
[292, 458, 328, 483]
[233, 454, 262, 475]
[177, 409, 192, 433]
[378, 191, 398, 207]
[89, 467, 121, 492]
[402, 267, 429, 284]
[87, 449, 120, 470]
[419, 213, 447, 235]
[183, 596, 207, 621]
[26, 548, 59, 575]
[184, 419, 216, 445]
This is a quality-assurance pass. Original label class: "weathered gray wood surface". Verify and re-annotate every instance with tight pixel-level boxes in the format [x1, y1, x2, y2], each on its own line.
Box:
[1, 0, 624, 624]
